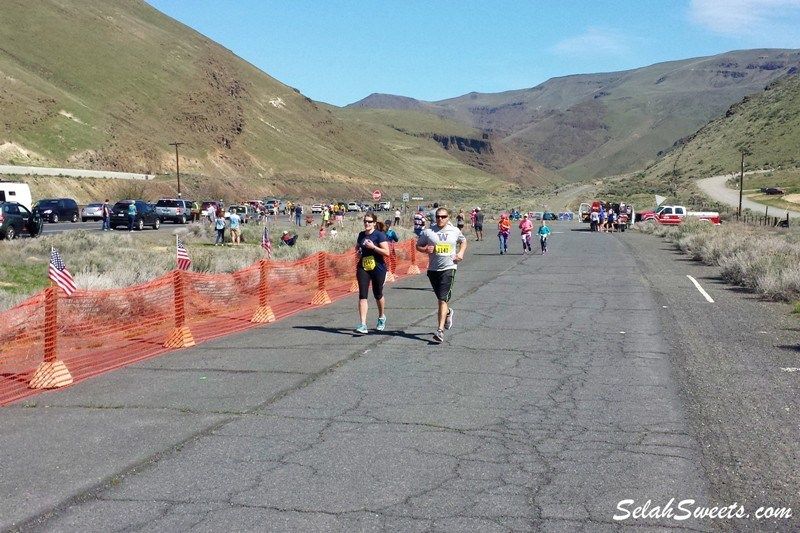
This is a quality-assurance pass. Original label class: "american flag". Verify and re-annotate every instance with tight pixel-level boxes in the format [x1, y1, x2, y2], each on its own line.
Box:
[261, 227, 272, 256]
[48, 247, 77, 296]
[176, 238, 192, 271]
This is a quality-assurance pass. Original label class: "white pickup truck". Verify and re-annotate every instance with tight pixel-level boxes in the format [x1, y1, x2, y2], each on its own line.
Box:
[640, 205, 721, 225]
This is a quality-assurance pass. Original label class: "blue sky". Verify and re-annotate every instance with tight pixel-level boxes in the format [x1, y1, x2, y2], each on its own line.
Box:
[147, 0, 800, 107]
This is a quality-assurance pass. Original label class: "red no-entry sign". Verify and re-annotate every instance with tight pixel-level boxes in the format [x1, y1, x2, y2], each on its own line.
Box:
[372, 189, 382, 201]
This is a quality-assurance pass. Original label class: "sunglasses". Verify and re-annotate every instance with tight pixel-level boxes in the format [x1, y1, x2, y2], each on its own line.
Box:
[435, 215, 448, 219]
[363, 219, 375, 224]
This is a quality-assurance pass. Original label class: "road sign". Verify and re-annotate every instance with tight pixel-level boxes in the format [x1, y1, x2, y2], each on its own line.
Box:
[372, 189, 382, 201]
[402, 193, 410, 203]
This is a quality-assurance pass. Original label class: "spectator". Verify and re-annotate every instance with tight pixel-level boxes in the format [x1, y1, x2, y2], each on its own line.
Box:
[101, 199, 110, 231]
[127, 201, 137, 232]
[281, 230, 297, 246]
[385, 220, 399, 242]
[319, 225, 327, 239]
[214, 214, 226, 245]
[229, 210, 241, 245]
[394, 208, 401, 227]
[294, 204, 303, 226]
[330, 227, 338, 239]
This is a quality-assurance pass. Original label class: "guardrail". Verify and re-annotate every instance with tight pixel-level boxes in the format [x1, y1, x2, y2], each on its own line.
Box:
[0, 239, 425, 406]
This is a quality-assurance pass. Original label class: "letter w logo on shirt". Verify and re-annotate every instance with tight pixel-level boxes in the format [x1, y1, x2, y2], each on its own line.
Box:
[437, 233, 447, 241]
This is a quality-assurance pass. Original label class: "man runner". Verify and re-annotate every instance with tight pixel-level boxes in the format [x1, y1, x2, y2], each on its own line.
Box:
[473, 207, 484, 241]
[416, 207, 467, 344]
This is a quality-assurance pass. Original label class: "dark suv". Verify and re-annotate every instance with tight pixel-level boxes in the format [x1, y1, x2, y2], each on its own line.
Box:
[110, 200, 161, 231]
[155, 198, 193, 224]
[0, 201, 43, 240]
[33, 198, 79, 223]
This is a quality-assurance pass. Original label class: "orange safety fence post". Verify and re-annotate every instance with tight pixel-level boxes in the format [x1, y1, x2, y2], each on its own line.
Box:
[163, 269, 195, 348]
[386, 243, 397, 282]
[407, 240, 421, 274]
[311, 252, 332, 305]
[251, 259, 276, 323]
[29, 286, 74, 389]
[349, 250, 359, 292]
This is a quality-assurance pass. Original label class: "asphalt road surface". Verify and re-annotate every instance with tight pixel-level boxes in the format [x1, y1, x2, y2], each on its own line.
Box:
[2, 222, 798, 531]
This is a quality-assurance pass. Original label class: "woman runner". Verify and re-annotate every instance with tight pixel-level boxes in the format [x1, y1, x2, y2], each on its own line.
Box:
[354, 214, 391, 334]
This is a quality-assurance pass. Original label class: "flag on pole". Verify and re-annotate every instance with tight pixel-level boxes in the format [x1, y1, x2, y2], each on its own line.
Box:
[48, 247, 77, 296]
[176, 237, 192, 271]
[261, 227, 272, 257]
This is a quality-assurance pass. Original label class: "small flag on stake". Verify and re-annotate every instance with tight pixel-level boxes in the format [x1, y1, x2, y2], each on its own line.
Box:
[261, 227, 272, 257]
[176, 237, 192, 271]
[48, 247, 77, 296]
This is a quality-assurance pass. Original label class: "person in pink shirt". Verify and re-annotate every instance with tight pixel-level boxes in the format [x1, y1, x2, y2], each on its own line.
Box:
[518, 213, 533, 254]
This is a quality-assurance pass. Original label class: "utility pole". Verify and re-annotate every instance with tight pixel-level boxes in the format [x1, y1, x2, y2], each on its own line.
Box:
[169, 142, 184, 198]
[737, 146, 751, 220]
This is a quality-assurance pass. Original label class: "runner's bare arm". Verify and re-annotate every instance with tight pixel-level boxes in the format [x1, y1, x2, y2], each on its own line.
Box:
[454, 239, 467, 263]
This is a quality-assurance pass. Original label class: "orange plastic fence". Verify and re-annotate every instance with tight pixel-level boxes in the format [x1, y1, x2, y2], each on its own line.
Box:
[0, 239, 428, 406]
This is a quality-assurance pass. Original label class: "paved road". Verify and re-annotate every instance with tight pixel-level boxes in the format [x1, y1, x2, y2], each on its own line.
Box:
[696, 174, 800, 219]
[2, 223, 798, 531]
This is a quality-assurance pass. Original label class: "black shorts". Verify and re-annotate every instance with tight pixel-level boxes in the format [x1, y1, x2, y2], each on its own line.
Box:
[474, 224, 483, 231]
[356, 265, 386, 300]
[427, 269, 456, 303]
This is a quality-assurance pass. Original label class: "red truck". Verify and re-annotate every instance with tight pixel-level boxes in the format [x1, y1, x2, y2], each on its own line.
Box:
[640, 205, 721, 225]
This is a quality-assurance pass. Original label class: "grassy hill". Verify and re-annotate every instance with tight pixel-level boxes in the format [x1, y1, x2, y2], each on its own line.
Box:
[350, 50, 800, 180]
[0, 0, 520, 200]
[598, 75, 800, 209]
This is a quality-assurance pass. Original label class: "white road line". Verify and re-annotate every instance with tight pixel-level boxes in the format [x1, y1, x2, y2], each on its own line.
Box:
[687, 275, 714, 303]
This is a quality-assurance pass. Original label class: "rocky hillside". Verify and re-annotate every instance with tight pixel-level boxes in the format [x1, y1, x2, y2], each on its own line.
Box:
[0, 0, 517, 198]
[350, 50, 800, 180]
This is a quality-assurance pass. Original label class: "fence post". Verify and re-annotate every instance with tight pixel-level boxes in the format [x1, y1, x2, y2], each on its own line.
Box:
[164, 269, 195, 348]
[251, 259, 275, 323]
[311, 252, 332, 305]
[350, 251, 359, 292]
[386, 244, 397, 282]
[29, 286, 74, 389]
[407, 240, 421, 274]
[764, 205, 768, 226]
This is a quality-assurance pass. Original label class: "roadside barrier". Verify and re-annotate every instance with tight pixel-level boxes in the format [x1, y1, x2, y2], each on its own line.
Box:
[0, 239, 428, 406]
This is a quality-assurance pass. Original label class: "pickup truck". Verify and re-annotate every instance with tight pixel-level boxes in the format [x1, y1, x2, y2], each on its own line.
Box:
[640, 205, 721, 225]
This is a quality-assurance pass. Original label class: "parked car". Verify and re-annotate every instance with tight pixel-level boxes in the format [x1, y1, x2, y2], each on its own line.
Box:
[110, 200, 161, 230]
[347, 202, 362, 212]
[765, 187, 785, 195]
[531, 211, 544, 220]
[155, 198, 193, 224]
[543, 212, 558, 221]
[0, 201, 43, 240]
[311, 204, 323, 213]
[0, 182, 33, 211]
[227, 204, 253, 223]
[81, 203, 104, 222]
[33, 198, 79, 223]
[264, 198, 285, 215]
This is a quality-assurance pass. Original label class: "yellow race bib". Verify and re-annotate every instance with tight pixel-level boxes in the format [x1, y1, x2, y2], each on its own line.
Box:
[361, 256, 376, 271]
[434, 243, 453, 255]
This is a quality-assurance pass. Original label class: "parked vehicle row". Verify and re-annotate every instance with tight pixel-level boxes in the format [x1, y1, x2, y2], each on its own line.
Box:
[0, 202, 43, 240]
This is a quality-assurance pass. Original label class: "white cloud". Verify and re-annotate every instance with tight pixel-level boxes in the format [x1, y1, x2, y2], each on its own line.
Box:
[689, 0, 800, 35]
[552, 28, 629, 57]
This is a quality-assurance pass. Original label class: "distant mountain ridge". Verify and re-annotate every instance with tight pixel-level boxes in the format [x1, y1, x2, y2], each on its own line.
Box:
[349, 49, 800, 180]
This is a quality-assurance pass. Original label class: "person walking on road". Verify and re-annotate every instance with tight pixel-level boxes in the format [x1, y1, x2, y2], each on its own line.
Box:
[294, 204, 303, 227]
[416, 207, 467, 344]
[456, 209, 465, 232]
[473, 207, 484, 241]
[394, 208, 401, 227]
[497, 213, 511, 254]
[538, 220, 551, 254]
[519, 213, 533, 254]
[101, 199, 111, 231]
[355, 214, 391, 334]
[413, 209, 426, 237]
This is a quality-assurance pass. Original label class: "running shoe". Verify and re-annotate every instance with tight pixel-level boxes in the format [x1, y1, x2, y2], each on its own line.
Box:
[376, 315, 387, 331]
[355, 323, 368, 334]
[433, 329, 444, 343]
[445, 309, 454, 330]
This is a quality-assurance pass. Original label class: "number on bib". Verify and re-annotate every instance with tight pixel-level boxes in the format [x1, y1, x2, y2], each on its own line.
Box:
[434, 243, 453, 255]
[361, 256, 376, 271]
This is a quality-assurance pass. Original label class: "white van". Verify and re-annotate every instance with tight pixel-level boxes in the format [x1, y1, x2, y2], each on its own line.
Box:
[0, 182, 32, 211]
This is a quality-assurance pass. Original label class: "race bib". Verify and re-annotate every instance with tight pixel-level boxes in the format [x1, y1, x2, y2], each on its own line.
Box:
[361, 256, 376, 271]
[434, 243, 453, 255]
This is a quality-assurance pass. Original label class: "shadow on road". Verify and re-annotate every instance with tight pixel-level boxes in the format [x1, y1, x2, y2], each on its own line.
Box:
[294, 325, 437, 344]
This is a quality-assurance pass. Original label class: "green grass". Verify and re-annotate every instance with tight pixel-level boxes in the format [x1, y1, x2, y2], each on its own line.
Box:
[0, 263, 48, 295]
